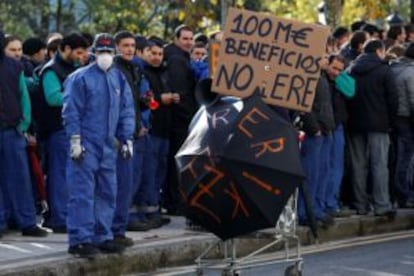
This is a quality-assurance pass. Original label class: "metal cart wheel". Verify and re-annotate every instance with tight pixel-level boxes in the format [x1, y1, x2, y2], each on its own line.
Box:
[284, 260, 303, 276]
[222, 269, 241, 276]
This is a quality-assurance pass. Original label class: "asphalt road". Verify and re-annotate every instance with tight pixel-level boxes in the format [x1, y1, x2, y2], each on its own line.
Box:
[154, 231, 414, 276]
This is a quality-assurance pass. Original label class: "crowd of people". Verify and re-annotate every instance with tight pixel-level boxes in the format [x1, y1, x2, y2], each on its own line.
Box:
[298, 21, 414, 229]
[0, 18, 414, 259]
[0, 25, 215, 258]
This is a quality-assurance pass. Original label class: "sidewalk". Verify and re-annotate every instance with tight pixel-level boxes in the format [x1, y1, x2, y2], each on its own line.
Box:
[1, 209, 414, 276]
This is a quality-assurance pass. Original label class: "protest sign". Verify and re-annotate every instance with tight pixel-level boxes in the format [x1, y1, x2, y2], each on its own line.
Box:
[209, 40, 221, 78]
[212, 8, 330, 112]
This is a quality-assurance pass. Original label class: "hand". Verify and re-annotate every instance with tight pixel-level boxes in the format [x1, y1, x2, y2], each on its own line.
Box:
[314, 130, 322, 137]
[172, 93, 180, 104]
[26, 134, 37, 146]
[138, 127, 148, 137]
[161, 93, 173, 105]
[70, 135, 85, 160]
[120, 140, 133, 159]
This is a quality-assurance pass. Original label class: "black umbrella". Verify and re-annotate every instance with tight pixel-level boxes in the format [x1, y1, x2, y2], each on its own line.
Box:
[176, 90, 305, 240]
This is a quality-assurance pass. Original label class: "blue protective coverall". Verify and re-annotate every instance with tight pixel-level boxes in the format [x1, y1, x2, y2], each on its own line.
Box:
[62, 63, 135, 246]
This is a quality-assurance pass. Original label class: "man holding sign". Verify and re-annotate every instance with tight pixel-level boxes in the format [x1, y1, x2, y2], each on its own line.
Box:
[211, 8, 330, 229]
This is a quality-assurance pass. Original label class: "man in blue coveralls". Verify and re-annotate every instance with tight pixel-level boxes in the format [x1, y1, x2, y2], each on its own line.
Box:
[62, 33, 135, 259]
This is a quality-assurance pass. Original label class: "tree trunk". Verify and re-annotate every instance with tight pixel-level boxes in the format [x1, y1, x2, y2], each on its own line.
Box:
[325, 0, 343, 27]
[56, 0, 62, 33]
[40, 0, 50, 38]
[220, 0, 234, 29]
[411, 0, 414, 23]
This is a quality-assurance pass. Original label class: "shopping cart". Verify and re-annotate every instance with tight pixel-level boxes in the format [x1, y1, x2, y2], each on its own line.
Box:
[194, 131, 307, 276]
[194, 188, 303, 276]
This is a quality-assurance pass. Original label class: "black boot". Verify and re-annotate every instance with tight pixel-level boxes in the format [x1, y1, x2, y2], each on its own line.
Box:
[22, 226, 48, 237]
[68, 243, 100, 259]
[98, 240, 126, 254]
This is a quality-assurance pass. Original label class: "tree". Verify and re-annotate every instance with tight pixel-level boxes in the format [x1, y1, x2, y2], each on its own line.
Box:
[0, 0, 91, 39]
[325, 0, 344, 27]
[0, 0, 50, 38]
[410, 0, 414, 24]
[263, 0, 320, 23]
[341, 0, 402, 27]
[78, 0, 163, 35]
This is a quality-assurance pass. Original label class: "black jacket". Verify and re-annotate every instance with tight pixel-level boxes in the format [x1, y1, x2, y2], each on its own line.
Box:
[0, 56, 23, 128]
[330, 80, 348, 126]
[114, 56, 142, 134]
[340, 47, 360, 68]
[144, 64, 172, 138]
[301, 72, 335, 135]
[163, 43, 197, 129]
[346, 53, 392, 132]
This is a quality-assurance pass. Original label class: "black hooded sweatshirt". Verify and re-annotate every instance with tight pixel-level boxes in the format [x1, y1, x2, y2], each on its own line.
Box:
[144, 64, 172, 138]
[163, 43, 197, 130]
[346, 53, 392, 132]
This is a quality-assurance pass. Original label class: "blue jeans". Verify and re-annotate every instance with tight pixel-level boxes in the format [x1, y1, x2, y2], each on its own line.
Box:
[325, 125, 345, 211]
[0, 128, 37, 230]
[45, 129, 68, 228]
[395, 118, 414, 202]
[0, 189, 5, 231]
[315, 133, 333, 214]
[130, 135, 157, 220]
[135, 135, 157, 207]
[150, 135, 169, 208]
[298, 135, 324, 221]
[112, 154, 134, 236]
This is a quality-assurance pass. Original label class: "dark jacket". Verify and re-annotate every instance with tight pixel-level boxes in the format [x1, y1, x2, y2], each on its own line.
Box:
[0, 56, 23, 128]
[346, 53, 392, 132]
[340, 47, 360, 68]
[385, 56, 414, 121]
[301, 72, 335, 135]
[144, 64, 172, 138]
[21, 56, 36, 78]
[114, 56, 142, 135]
[163, 43, 197, 129]
[36, 53, 76, 138]
[329, 80, 348, 126]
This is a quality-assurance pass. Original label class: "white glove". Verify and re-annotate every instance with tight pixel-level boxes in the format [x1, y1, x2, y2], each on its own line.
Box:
[121, 140, 133, 159]
[70, 135, 85, 160]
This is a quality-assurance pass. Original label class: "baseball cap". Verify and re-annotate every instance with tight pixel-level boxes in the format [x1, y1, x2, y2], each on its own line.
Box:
[92, 33, 116, 52]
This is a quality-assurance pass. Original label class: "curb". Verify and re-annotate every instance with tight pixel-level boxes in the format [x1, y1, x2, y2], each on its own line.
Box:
[1, 210, 414, 275]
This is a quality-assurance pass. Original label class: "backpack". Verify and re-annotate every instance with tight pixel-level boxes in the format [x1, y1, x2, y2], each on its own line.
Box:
[335, 71, 355, 99]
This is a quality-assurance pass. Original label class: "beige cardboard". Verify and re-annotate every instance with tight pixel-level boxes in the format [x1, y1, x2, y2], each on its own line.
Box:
[212, 8, 330, 112]
[209, 41, 220, 78]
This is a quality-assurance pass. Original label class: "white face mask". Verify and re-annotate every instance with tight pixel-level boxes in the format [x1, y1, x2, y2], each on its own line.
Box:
[96, 53, 114, 71]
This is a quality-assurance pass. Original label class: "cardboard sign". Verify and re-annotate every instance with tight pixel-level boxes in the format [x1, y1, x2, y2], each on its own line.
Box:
[209, 41, 221, 78]
[212, 8, 330, 112]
